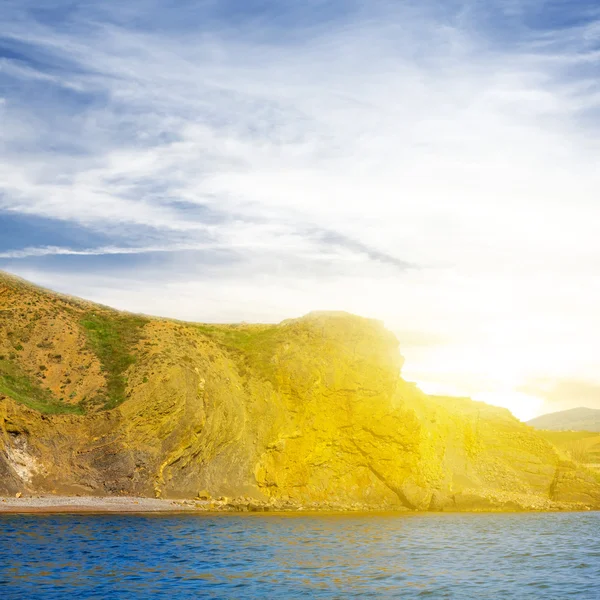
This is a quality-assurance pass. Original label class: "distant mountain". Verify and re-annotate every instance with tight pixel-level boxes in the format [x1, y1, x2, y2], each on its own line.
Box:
[528, 407, 600, 432]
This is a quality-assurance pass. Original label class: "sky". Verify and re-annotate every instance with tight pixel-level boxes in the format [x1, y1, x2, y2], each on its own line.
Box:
[2, 0, 600, 421]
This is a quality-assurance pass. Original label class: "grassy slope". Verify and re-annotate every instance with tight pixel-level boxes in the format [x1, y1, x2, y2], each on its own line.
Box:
[193, 324, 284, 381]
[0, 357, 84, 415]
[1, 271, 282, 414]
[79, 312, 148, 410]
[0, 271, 148, 414]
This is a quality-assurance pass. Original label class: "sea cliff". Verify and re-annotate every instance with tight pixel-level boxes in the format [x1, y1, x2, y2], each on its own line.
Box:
[1, 271, 599, 511]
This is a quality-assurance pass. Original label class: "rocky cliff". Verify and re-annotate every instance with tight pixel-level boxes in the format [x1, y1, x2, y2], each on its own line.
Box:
[1, 271, 599, 511]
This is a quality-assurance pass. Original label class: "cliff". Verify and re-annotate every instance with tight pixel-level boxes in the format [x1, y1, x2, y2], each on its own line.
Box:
[1, 270, 599, 511]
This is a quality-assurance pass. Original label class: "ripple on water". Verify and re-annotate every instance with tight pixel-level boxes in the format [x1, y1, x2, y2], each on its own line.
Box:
[0, 512, 599, 598]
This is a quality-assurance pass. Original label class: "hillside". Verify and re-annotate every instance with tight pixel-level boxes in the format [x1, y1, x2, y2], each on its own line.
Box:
[1, 270, 600, 511]
[536, 430, 600, 473]
[528, 407, 600, 432]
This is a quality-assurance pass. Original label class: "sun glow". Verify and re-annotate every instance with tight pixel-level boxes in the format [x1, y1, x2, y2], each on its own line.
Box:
[473, 390, 544, 423]
[411, 379, 544, 423]
[401, 340, 556, 423]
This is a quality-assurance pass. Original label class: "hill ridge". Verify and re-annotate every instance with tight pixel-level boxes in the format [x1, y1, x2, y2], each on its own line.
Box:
[1, 270, 600, 511]
[528, 407, 600, 432]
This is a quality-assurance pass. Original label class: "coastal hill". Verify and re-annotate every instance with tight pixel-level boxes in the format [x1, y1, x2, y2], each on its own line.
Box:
[529, 409, 600, 471]
[1, 270, 600, 511]
[528, 407, 600, 432]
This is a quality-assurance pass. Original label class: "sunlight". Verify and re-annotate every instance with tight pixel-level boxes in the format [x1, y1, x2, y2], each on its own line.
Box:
[414, 379, 544, 422]
[473, 390, 544, 422]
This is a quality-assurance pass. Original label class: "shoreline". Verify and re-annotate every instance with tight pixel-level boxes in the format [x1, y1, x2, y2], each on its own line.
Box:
[0, 496, 597, 515]
[0, 496, 200, 514]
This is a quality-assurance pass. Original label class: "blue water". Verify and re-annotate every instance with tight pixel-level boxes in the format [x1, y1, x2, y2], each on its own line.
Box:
[0, 512, 599, 599]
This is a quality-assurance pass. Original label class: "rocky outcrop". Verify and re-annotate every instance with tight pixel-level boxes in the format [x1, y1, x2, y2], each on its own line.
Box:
[1, 271, 600, 511]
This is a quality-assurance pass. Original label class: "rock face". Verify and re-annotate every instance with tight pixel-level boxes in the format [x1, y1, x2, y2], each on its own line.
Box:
[1, 271, 600, 511]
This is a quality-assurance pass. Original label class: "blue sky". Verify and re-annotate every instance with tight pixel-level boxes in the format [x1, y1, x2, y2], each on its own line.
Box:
[2, 0, 600, 418]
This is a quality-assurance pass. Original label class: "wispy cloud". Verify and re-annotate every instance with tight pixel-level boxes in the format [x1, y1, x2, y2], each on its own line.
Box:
[0, 243, 232, 259]
[2, 0, 600, 417]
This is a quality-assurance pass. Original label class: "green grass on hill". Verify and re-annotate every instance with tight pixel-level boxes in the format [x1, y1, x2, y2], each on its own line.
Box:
[0, 358, 83, 415]
[80, 311, 148, 410]
[195, 324, 278, 352]
[195, 324, 283, 379]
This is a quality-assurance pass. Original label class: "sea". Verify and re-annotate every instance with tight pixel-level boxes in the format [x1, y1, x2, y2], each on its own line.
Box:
[0, 511, 598, 598]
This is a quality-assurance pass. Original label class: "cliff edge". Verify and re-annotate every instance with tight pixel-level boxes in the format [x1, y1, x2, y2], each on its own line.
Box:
[1, 271, 599, 511]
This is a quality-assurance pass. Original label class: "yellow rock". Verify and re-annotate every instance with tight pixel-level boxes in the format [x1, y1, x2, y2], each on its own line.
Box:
[0, 270, 599, 511]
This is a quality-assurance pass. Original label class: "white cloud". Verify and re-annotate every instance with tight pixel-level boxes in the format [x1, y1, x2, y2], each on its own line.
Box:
[2, 1, 600, 418]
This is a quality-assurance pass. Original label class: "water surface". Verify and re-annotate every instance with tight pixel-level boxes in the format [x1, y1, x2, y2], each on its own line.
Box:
[1, 511, 599, 598]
